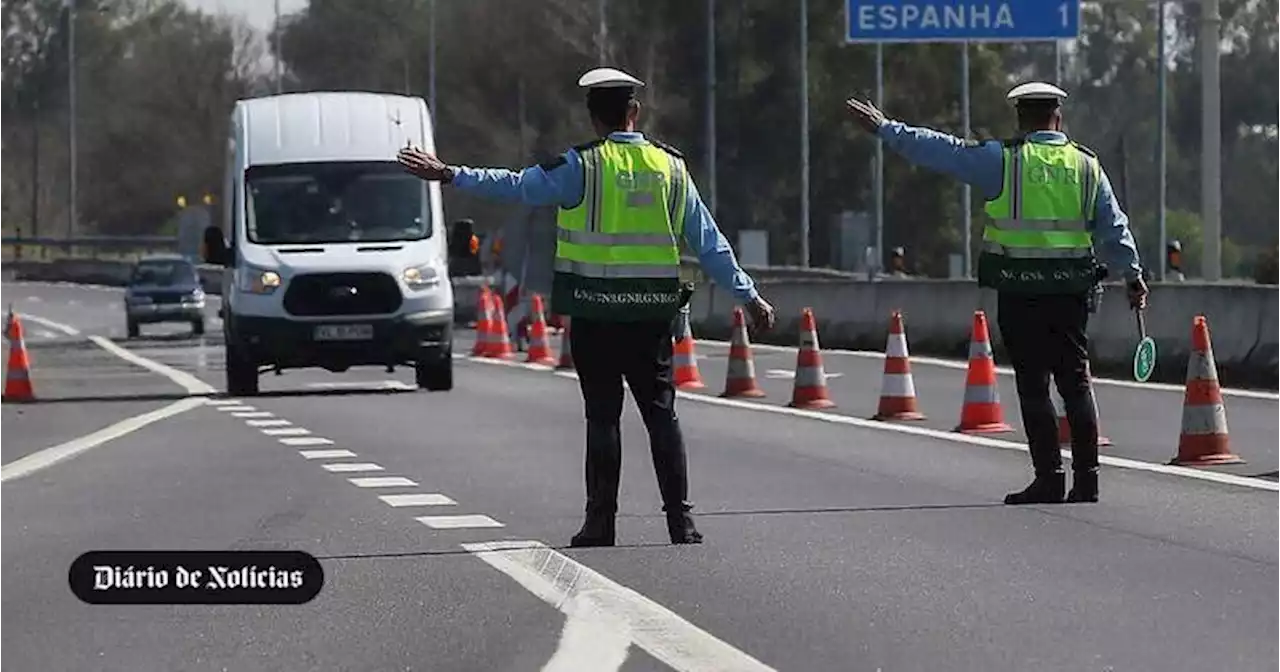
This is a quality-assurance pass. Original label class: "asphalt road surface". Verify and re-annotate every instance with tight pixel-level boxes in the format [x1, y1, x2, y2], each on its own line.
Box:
[3, 281, 1277, 672]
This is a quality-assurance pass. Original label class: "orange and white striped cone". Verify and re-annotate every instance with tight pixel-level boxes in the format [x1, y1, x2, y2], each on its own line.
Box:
[525, 294, 557, 366]
[555, 318, 575, 371]
[954, 311, 1014, 434]
[4, 309, 36, 402]
[1053, 383, 1112, 447]
[789, 307, 836, 409]
[673, 316, 705, 390]
[720, 306, 765, 398]
[472, 287, 494, 357]
[872, 310, 925, 421]
[1171, 315, 1243, 465]
[484, 295, 515, 359]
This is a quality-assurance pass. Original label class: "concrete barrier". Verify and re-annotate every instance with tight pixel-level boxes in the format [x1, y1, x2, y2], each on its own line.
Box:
[7, 260, 1276, 390]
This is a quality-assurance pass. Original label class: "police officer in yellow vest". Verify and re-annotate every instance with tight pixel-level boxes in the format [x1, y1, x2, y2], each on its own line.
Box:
[397, 68, 776, 545]
[847, 83, 1149, 505]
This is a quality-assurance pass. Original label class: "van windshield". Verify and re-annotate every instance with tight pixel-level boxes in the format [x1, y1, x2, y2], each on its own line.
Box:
[245, 161, 430, 244]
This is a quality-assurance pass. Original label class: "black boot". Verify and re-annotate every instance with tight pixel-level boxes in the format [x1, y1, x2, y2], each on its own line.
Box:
[1004, 472, 1066, 505]
[1067, 469, 1099, 503]
[570, 510, 616, 547]
[666, 512, 703, 544]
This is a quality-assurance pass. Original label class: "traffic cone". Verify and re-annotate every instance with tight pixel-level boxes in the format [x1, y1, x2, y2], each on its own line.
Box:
[484, 295, 515, 359]
[954, 311, 1013, 434]
[4, 309, 35, 402]
[555, 318, 575, 371]
[673, 317, 705, 390]
[872, 310, 925, 421]
[789, 307, 836, 409]
[720, 306, 765, 398]
[525, 294, 557, 366]
[1053, 383, 1112, 447]
[1171, 315, 1243, 465]
[472, 286, 494, 357]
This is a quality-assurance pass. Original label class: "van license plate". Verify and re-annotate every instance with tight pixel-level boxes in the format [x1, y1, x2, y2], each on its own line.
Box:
[314, 324, 373, 341]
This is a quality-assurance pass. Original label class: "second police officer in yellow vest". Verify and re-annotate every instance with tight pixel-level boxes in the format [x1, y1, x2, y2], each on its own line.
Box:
[398, 67, 776, 546]
[847, 82, 1149, 505]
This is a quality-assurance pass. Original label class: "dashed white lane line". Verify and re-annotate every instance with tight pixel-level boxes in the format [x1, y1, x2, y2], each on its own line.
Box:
[206, 399, 242, 406]
[299, 449, 358, 460]
[468, 355, 1280, 493]
[321, 463, 385, 473]
[349, 476, 418, 488]
[248, 419, 292, 427]
[416, 515, 504, 529]
[463, 540, 776, 672]
[232, 411, 274, 418]
[262, 427, 311, 436]
[215, 405, 258, 413]
[379, 493, 456, 507]
[279, 436, 334, 446]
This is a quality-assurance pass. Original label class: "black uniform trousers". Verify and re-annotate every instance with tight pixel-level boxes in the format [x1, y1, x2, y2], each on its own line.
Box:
[569, 317, 693, 515]
[995, 292, 1100, 477]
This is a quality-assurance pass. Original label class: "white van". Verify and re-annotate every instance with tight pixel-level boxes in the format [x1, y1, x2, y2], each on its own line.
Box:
[202, 91, 454, 395]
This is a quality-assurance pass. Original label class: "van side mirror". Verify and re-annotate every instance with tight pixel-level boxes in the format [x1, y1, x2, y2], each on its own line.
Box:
[202, 225, 230, 266]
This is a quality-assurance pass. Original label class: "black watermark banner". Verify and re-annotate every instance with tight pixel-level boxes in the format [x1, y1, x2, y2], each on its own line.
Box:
[69, 551, 323, 605]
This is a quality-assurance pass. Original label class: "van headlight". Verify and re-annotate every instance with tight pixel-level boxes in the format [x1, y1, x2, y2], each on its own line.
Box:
[236, 266, 281, 294]
[402, 264, 441, 290]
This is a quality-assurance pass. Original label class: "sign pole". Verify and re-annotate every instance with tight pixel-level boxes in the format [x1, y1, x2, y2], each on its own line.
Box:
[960, 41, 971, 278]
[874, 42, 884, 274]
[1156, 0, 1167, 281]
[799, 0, 811, 268]
[706, 0, 717, 216]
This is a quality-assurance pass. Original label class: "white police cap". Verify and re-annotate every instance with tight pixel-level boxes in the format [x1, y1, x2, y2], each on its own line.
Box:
[1006, 81, 1068, 104]
[577, 67, 645, 89]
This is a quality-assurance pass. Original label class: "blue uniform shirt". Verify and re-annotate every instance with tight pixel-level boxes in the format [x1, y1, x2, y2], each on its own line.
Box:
[448, 131, 760, 303]
[876, 120, 1144, 282]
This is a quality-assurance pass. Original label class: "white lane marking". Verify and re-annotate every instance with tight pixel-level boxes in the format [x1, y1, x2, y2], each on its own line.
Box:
[349, 476, 418, 488]
[87, 335, 216, 395]
[542, 596, 633, 672]
[262, 427, 311, 436]
[299, 449, 358, 459]
[379, 493, 456, 507]
[206, 399, 242, 406]
[304, 380, 416, 391]
[695, 338, 1279, 401]
[469, 356, 1280, 493]
[764, 369, 843, 380]
[247, 419, 291, 427]
[26, 296, 42, 303]
[279, 436, 334, 446]
[321, 462, 384, 473]
[18, 313, 79, 335]
[416, 515, 504, 529]
[1, 398, 206, 482]
[232, 411, 274, 418]
[463, 540, 775, 672]
[34, 329, 59, 340]
[216, 405, 257, 412]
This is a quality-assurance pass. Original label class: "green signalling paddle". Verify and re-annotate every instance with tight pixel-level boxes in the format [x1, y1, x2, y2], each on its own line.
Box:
[1133, 308, 1157, 382]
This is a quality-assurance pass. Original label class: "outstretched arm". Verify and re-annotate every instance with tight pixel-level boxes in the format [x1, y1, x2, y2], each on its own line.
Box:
[397, 146, 582, 208]
[680, 178, 759, 304]
[875, 121, 1005, 200]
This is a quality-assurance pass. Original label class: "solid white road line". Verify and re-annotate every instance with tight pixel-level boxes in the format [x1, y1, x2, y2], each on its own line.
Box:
[542, 595, 633, 672]
[463, 540, 776, 672]
[262, 427, 311, 436]
[468, 356, 1279, 493]
[695, 337, 1280, 401]
[231, 411, 274, 418]
[299, 449, 358, 460]
[88, 335, 216, 395]
[321, 463, 384, 473]
[349, 476, 418, 488]
[20, 313, 80, 336]
[416, 515, 504, 529]
[378, 493, 456, 507]
[1, 398, 206, 482]
[279, 436, 334, 446]
[247, 419, 292, 427]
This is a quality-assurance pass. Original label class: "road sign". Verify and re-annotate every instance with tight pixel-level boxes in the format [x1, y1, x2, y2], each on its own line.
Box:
[845, 0, 1081, 43]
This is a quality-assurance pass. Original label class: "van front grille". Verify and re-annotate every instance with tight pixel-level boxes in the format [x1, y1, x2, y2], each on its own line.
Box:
[283, 272, 403, 316]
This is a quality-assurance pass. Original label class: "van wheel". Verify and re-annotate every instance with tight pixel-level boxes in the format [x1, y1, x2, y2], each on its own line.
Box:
[415, 349, 452, 391]
[225, 341, 259, 396]
[192, 319, 205, 336]
[127, 320, 139, 339]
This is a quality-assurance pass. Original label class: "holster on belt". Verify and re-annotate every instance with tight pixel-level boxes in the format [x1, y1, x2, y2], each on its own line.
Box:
[672, 282, 695, 340]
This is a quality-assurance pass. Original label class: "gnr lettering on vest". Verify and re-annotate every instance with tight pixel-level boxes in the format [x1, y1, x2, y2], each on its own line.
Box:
[1025, 161, 1079, 186]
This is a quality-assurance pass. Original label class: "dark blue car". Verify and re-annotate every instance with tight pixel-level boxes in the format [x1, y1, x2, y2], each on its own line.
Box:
[123, 255, 207, 338]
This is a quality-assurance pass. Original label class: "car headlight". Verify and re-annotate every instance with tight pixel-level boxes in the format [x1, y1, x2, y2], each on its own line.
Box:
[236, 266, 281, 294]
[402, 264, 441, 290]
